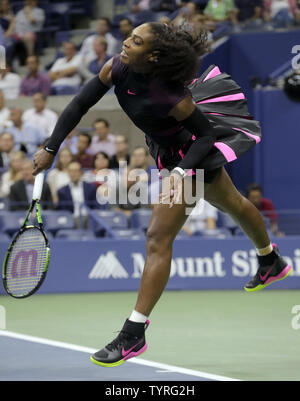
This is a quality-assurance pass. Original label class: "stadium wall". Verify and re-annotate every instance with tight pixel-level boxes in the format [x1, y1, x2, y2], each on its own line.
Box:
[0, 238, 299, 294]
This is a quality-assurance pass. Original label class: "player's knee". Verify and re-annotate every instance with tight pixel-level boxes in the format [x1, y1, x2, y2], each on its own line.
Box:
[146, 226, 173, 253]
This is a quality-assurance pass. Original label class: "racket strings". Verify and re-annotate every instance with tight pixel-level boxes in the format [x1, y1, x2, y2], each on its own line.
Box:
[5, 227, 48, 297]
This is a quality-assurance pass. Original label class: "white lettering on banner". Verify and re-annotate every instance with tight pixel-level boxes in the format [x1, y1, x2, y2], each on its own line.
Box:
[232, 251, 251, 277]
[0, 305, 6, 330]
[294, 250, 300, 276]
[132, 253, 145, 278]
[88, 249, 300, 280]
[232, 249, 300, 277]
[132, 252, 226, 278]
[89, 252, 128, 279]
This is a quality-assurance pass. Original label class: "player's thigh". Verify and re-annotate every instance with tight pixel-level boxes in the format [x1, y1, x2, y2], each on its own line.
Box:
[147, 177, 198, 242]
[204, 167, 243, 212]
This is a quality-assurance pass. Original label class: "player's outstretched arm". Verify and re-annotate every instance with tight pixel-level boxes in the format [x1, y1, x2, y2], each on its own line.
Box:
[33, 58, 114, 175]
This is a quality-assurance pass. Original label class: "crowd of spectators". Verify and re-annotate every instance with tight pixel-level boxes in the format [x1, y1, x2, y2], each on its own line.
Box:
[0, 1, 298, 98]
[0, 0, 292, 235]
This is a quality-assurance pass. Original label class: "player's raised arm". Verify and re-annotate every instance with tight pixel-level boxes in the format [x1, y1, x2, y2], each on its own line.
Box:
[33, 57, 114, 175]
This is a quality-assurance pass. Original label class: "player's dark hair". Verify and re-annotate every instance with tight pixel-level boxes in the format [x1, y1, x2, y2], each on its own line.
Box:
[148, 22, 210, 88]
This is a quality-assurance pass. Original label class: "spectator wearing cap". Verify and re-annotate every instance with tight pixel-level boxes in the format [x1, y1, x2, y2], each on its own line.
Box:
[20, 55, 51, 97]
[22, 93, 58, 138]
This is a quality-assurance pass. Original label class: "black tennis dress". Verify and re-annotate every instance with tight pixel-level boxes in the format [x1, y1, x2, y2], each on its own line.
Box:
[111, 55, 261, 176]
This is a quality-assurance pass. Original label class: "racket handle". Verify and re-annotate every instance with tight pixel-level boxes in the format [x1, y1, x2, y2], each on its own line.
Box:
[33, 172, 45, 200]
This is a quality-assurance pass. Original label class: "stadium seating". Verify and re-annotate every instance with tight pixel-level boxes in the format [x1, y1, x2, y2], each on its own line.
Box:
[0, 212, 26, 236]
[217, 212, 238, 234]
[0, 198, 8, 211]
[42, 211, 74, 235]
[0, 232, 11, 241]
[196, 228, 233, 238]
[277, 212, 300, 236]
[89, 210, 129, 237]
[109, 228, 146, 240]
[56, 229, 96, 240]
[130, 209, 152, 232]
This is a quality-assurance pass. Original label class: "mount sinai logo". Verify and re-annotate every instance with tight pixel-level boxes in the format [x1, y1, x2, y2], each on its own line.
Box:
[89, 251, 129, 279]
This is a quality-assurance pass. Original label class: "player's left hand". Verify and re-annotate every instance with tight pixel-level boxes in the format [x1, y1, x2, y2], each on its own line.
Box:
[159, 172, 183, 208]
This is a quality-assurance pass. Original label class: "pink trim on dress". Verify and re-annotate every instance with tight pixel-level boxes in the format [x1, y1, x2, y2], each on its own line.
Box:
[203, 66, 221, 82]
[158, 154, 164, 170]
[214, 142, 237, 162]
[197, 93, 245, 104]
[232, 127, 261, 144]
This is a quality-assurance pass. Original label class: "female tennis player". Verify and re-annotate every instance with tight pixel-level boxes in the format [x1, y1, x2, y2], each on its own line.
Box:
[33, 22, 292, 367]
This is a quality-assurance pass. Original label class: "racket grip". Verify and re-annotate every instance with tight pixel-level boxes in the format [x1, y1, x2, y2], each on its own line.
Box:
[33, 172, 45, 200]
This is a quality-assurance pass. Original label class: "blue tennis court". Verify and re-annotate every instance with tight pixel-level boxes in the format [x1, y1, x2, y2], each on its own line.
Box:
[0, 330, 239, 381]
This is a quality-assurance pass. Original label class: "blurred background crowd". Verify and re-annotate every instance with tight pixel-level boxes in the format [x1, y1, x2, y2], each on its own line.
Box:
[0, 0, 297, 238]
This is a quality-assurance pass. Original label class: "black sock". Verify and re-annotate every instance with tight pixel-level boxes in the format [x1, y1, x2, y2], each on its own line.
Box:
[122, 319, 146, 338]
[257, 250, 277, 267]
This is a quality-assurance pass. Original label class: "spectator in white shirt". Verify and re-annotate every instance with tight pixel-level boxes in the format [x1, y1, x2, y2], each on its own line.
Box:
[0, 90, 11, 129]
[79, 18, 119, 64]
[0, 61, 21, 99]
[22, 92, 58, 138]
[88, 118, 116, 157]
[49, 41, 82, 95]
[14, 0, 45, 57]
[182, 199, 218, 236]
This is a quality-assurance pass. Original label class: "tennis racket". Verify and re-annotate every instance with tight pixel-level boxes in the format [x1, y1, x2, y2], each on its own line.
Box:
[2, 172, 50, 299]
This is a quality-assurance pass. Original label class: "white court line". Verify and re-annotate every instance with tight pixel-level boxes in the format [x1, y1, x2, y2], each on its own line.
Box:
[0, 330, 241, 381]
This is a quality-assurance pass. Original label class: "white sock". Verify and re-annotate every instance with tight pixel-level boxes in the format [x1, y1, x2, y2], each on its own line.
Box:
[129, 310, 148, 323]
[256, 243, 273, 256]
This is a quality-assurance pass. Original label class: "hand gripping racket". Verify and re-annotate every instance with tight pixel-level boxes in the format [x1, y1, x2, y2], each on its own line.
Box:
[2, 172, 50, 298]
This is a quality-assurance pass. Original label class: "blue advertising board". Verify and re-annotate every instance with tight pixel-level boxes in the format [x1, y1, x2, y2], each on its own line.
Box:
[1, 238, 299, 295]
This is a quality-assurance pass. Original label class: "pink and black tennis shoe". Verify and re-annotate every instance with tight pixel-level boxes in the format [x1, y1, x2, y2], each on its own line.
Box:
[90, 319, 149, 367]
[244, 244, 293, 292]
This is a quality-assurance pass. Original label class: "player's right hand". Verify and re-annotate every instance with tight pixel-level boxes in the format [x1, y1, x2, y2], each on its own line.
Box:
[33, 149, 55, 176]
